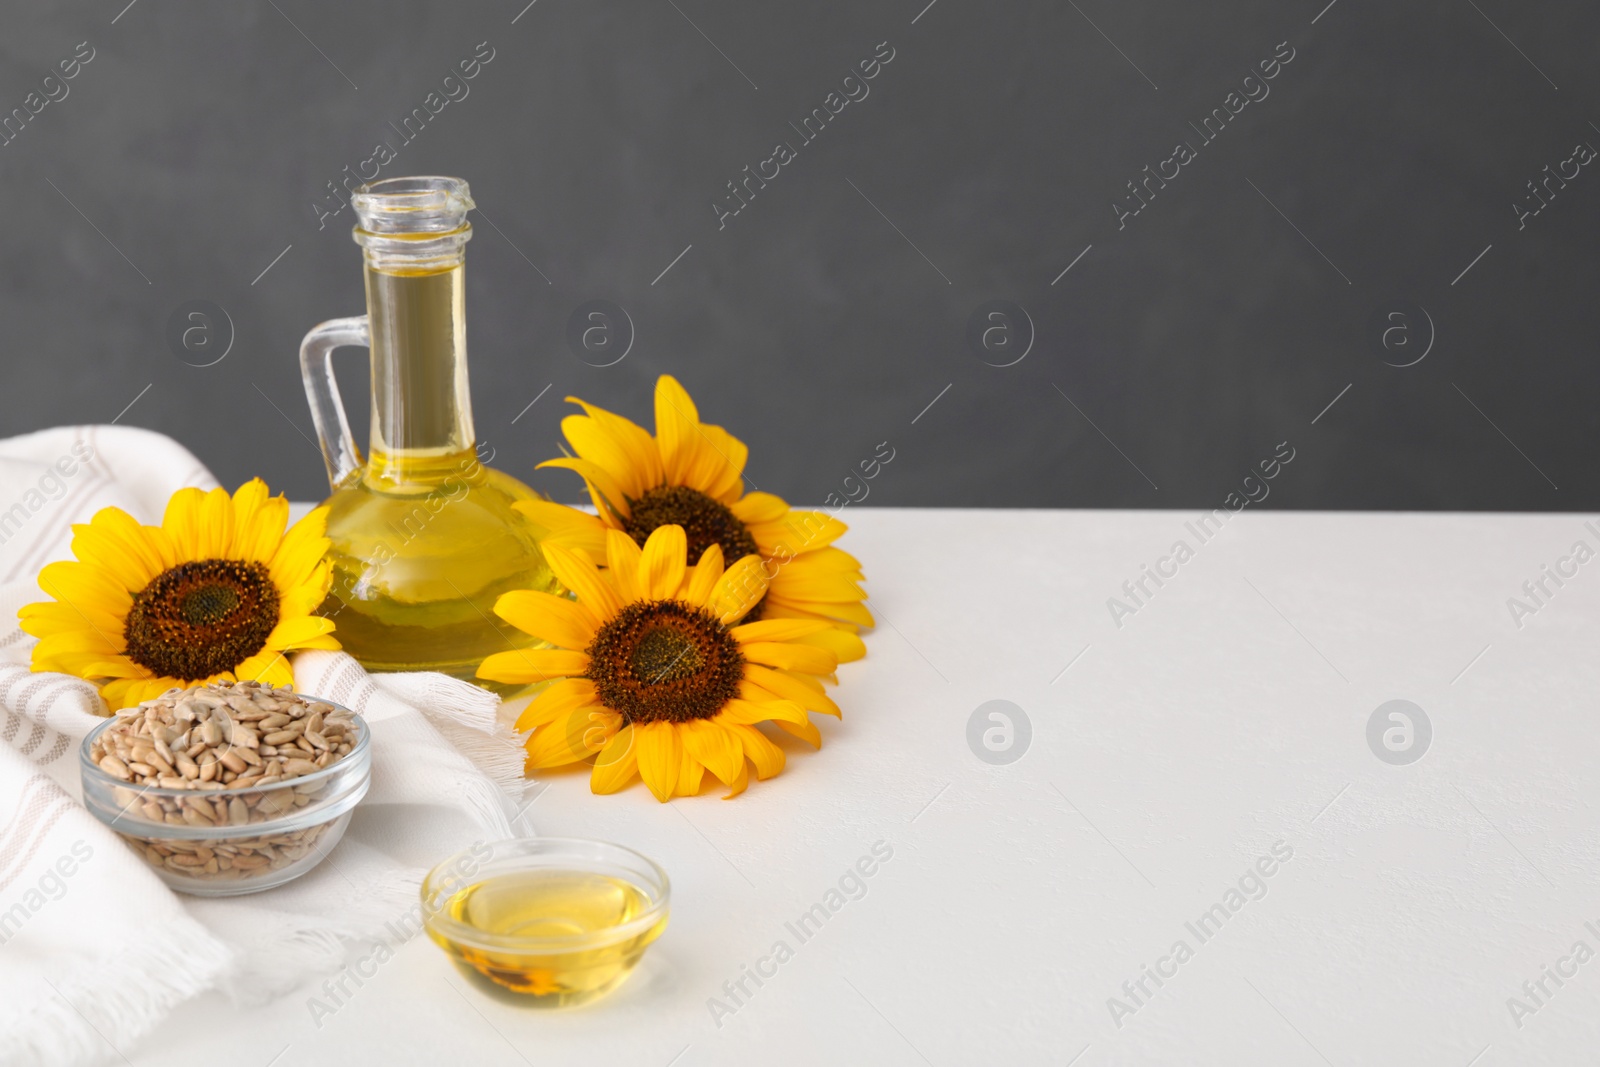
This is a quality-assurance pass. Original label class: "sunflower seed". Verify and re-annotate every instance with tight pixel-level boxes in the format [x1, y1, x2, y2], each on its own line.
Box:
[97, 681, 362, 886]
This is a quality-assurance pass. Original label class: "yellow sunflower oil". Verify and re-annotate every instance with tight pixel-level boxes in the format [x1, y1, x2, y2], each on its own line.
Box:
[299, 177, 559, 691]
[427, 870, 668, 1006]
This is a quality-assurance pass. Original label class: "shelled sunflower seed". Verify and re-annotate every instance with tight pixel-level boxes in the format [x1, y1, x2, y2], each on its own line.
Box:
[91, 679, 356, 789]
[88, 680, 361, 882]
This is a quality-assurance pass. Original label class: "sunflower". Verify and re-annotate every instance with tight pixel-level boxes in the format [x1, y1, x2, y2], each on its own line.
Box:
[19, 479, 340, 710]
[516, 375, 871, 632]
[477, 524, 863, 800]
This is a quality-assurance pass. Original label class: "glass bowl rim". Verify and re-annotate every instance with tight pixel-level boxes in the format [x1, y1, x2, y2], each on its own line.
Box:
[421, 836, 671, 954]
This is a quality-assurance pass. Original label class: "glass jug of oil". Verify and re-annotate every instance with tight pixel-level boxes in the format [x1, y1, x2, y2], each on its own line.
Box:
[299, 176, 556, 691]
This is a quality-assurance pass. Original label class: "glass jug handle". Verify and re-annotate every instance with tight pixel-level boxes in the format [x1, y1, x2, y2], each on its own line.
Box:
[298, 315, 369, 490]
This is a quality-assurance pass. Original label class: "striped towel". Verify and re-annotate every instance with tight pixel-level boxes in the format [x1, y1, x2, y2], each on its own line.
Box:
[0, 426, 525, 1066]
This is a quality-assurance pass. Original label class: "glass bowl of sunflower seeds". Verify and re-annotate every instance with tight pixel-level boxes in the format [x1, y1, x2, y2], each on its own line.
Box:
[80, 680, 371, 896]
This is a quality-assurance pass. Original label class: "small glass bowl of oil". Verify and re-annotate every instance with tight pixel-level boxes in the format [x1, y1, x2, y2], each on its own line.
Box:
[421, 838, 670, 1008]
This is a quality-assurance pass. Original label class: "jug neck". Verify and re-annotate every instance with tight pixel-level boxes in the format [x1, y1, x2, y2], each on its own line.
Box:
[352, 177, 478, 484]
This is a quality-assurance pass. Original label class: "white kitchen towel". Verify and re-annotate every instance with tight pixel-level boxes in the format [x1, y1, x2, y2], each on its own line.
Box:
[0, 426, 527, 1065]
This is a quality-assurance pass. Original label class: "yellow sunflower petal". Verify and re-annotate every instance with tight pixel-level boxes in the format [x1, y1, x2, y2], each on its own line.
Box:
[563, 414, 647, 502]
[278, 578, 330, 621]
[604, 529, 645, 604]
[525, 712, 612, 769]
[729, 619, 834, 644]
[567, 398, 666, 490]
[676, 756, 706, 796]
[536, 457, 632, 521]
[193, 487, 236, 560]
[108, 676, 189, 711]
[749, 510, 848, 556]
[41, 651, 147, 679]
[263, 614, 337, 650]
[765, 548, 869, 601]
[678, 719, 744, 785]
[591, 725, 639, 794]
[717, 696, 809, 726]
[653, 375, 705, 489]
[707, 555, 769, 625]
[541, 541, 626, 622]
[638, 525, 686, 601]
[34, 560, 132, 616]
[792, 627, 867, 664]
[31, 631, 122, 661]
[675, 422, 745, 504]
[494, 589, 600, 650]
[515, 679, 601, 732]
[291, 633, 341, 652]
[727, 722, 786, 778]
[267, 507, 332, 594]
[160, 487, 207, 559]
[68, 510, 163, 591]
[18, 599, 124, 641]
[739, 641, 837, 675]
[735, 676, 785, 705]
[728, 492, 790, 525]
[761, 596, 876, 630]
[477, 648, 590, 684]
[634, 721, 682, 802]
[743, 664, 841, 717]
[514, 500, 616, 548]
[766, 572, 867, 604]
[683, 544, 724, 606]
[773, 717, 822, 748]
[228, 477, 268, 523]
[721, 757, 749, 799]
[231, 480, 291, 563]
[100, 678, 146, 711]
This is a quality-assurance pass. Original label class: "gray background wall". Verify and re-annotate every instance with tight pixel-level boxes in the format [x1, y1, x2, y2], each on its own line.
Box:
[0, 0, 1594, 510]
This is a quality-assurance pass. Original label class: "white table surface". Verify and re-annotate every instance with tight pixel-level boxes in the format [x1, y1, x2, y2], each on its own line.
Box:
[128, 507, 1600, 1066]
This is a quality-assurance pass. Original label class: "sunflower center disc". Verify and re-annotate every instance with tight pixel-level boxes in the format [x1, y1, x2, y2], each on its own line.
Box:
[180, 584, 241, 627]
[623, 486, 760, 566]
[124, 559, 280, 680]
[586, 600, 744, 724]
[629, 625, 705, 683]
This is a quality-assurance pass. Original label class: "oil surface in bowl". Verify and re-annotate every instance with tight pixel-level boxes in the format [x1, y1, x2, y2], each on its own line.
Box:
[429, 869, 666, 1005]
